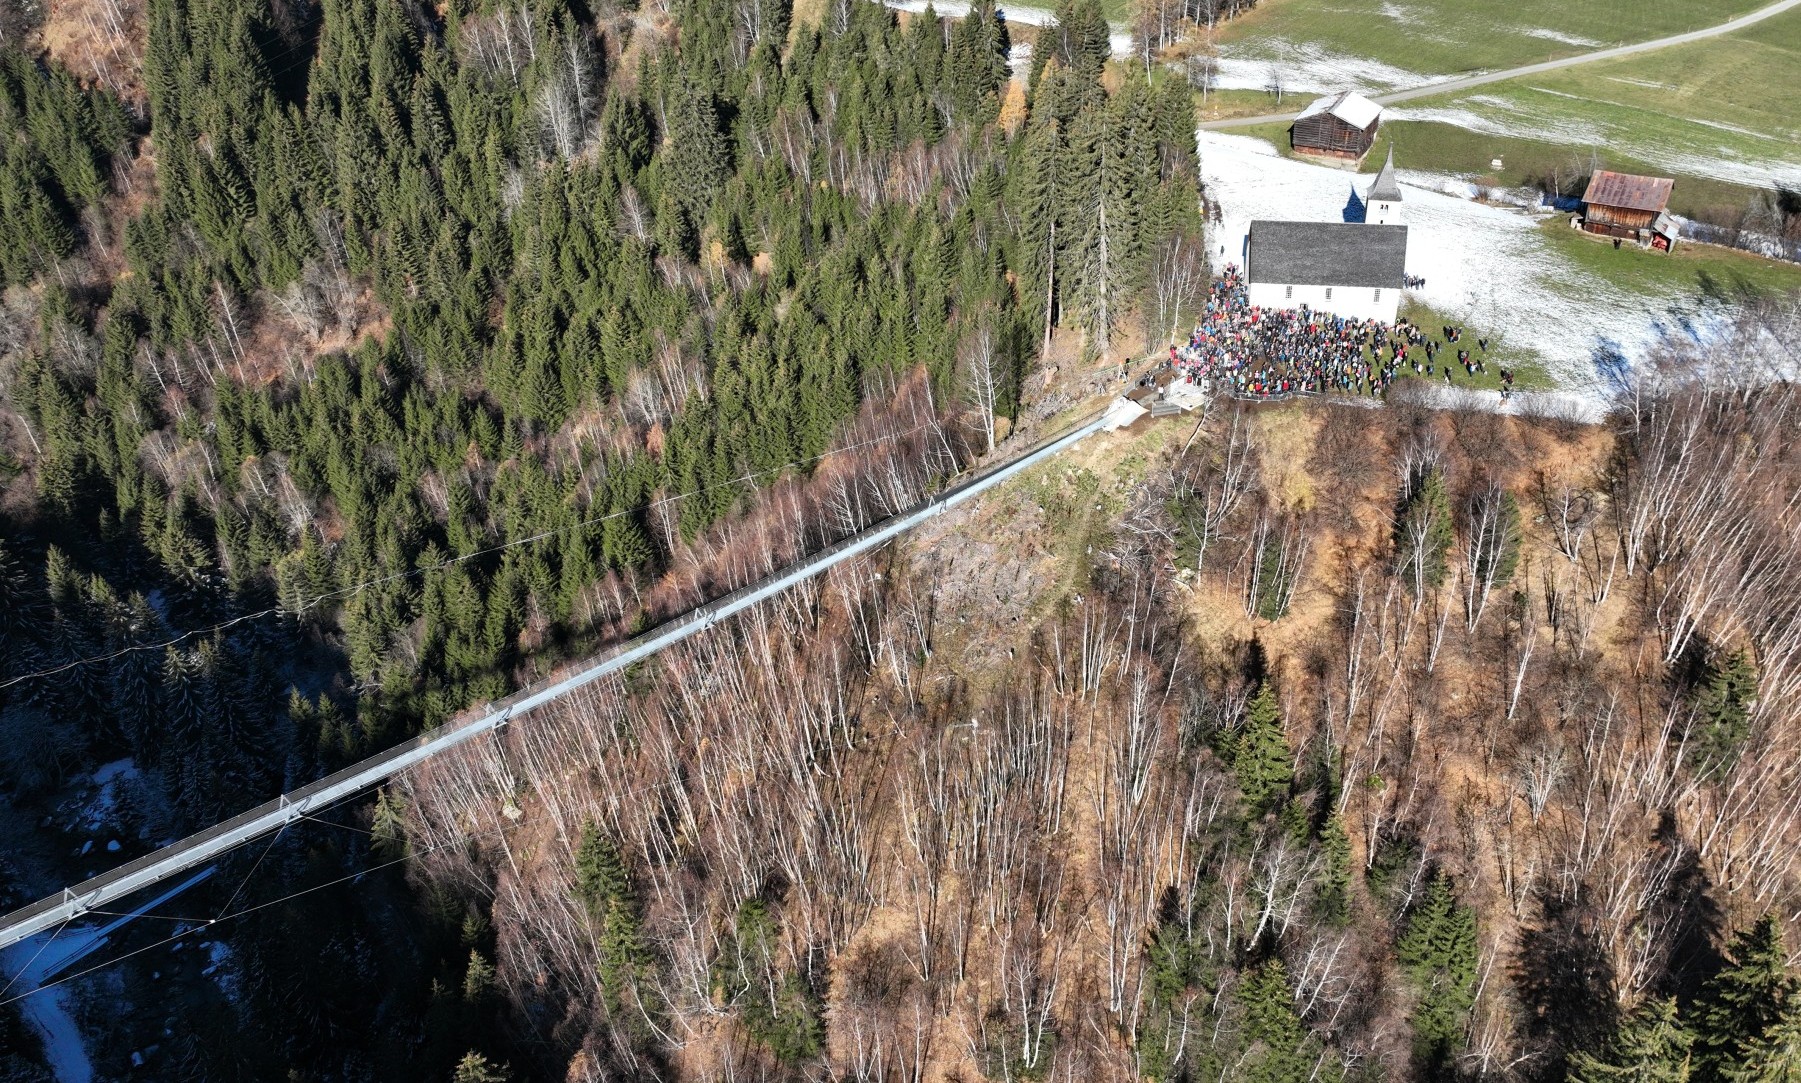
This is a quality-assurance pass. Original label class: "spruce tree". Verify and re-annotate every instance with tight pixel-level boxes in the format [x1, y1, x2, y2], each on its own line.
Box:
[1235, 961, 1336, 1083]
[1228, 684, 1294, 817]
[1395, 465, 1454, 592]
[1724, 1003, 1801, 1083]
[1568, 997, 1693, 1083]
[1315, 814, 1353, 925]
[665, 83, 729, 222]
[1694, 915, 1798, 1079]
[451, 1052, 509, 1083]
[1692, 650, 1757, 781]
[1397, 873, 1479, 1072]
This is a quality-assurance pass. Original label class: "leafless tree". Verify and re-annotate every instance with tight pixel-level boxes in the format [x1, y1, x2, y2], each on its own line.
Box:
[959, 322, 1004, 455]
[1173, 406, 1256, 574]
[1461, 480, 1518, 633]
[1148, 233, 1206, 350]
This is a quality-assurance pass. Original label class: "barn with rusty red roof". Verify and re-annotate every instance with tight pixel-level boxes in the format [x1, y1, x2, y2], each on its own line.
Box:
[1580, 170, 1680, 251]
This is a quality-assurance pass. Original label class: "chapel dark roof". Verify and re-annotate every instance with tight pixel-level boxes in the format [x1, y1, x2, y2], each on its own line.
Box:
[1247, 221, 1408, 289]
[1582, 170, 1674, 212]
[1368, 147, 1403, 203]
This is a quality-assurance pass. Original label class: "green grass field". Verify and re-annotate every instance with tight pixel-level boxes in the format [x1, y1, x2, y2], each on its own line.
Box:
[1217, 4, 1801, 219]
[1214, 0, 1773, 87]
[1395, 297, 1553, 390]
[1535, 218, 1801, 298]
[1379, 5, 1801, 212]
[1364, 124, 1774, 217]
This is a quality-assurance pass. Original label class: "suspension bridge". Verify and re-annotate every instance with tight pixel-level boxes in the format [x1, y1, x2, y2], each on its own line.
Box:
[0, 395, 1148, 955]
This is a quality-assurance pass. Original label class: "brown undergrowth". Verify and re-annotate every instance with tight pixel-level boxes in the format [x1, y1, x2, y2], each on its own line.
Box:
[397, 361, 1801, 1081]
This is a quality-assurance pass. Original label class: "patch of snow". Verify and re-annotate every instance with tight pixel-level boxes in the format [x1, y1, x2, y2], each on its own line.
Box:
[1687, 116, 1768, 139]
[105, 840, 120, 852]
[0, 869, 216, 1083]
[91, 760, 135, 787]
[1520, 26, 1603, 47]
[68, 758, 143, 835]
[2, 938, 98, 1083]
[204, 939, 242, 1003]
[1392, 91, 1801, 191]
[1385, 104, 1609, 146]
[1209, 43, 1444, 94]
[1196, 129, 1738, 397]
[1524, 86, 1590, 102]
[881, 0, 1133, 56]
[1406, 384, 1609, 422]
[1655, 152, 1801, 191]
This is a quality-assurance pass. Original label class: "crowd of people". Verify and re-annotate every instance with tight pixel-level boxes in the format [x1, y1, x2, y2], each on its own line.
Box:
[1165, 265, 1518, 401]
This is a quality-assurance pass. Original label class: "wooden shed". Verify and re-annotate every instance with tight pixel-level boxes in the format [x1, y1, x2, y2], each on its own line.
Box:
[1581, 170, 1679, 249]
[1290, 92, 1382, 160]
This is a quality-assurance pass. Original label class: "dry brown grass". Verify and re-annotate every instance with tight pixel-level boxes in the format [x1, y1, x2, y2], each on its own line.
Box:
[1251, 401, 1321, 511]
[38, 0, 145, 108]
[789, 0, 828, 33]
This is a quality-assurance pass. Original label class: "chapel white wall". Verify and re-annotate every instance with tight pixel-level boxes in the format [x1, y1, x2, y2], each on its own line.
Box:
[1246, 281, 1399, 323]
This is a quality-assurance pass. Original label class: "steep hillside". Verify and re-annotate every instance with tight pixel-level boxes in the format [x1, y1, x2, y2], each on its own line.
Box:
[0, 0, 1209, 1076]
[398, 328, 1801, 1081]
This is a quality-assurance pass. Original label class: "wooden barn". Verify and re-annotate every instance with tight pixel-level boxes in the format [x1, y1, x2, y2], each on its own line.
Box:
[1290, 92, 1382, 160]
[1581, 170, 1680, 250]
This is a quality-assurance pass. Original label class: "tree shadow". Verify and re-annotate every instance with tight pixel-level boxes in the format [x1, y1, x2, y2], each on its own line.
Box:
[1513, 892, 1619, 1083]
[1649, 811, 1727, 1008]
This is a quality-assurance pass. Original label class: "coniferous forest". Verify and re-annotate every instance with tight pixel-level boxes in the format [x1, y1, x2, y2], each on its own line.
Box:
[7, 0, 1801, 1081]
[0, 0, 1205, 1076]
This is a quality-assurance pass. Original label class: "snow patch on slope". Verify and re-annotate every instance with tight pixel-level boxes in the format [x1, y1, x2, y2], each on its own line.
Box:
[1520, 26, 1604, 47]
[1209, 44, 1444, 94]
[1196, 130, 1726, 395]
[881, 0, 1134, 56]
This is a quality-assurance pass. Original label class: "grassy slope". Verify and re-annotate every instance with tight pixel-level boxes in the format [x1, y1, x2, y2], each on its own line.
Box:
[1395, 297, 1553, 389]
[1380, 5, 1801, 212]
[1215, 0, 1771, 84]
[1536, 217, 1801, 297]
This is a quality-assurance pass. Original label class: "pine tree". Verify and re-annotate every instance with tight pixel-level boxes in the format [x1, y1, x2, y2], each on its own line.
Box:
[1724, 1002, 1801, 1083]
[462, 949, 496, 1003]
[572, 821, 652, 1019]
[1694, 915, 1798, 1079]
[1692, 650, 1757, 781]
[1236, 961, 1334, 1083]
[1315, 814, 1353, 925]
[1395, 465, 1454, 592]
[1226, 684, 1293, 817]
[1397, 873, 1479, 1072]
[1014, 117, 1066, 356]
[665, 83, 730, 223]
[451, 1052, 509, 1083]
[371, 787, 408, 859]
[1568, 997, 1693, 1083]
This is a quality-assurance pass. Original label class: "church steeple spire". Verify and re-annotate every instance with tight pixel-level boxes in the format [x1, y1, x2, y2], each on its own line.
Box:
[1367, 147, 1403, 225]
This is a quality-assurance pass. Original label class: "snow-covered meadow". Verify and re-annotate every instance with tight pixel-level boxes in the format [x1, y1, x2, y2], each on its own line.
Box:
[1197, 130, 1733, 392]
[1207, 44, 1444, 96]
